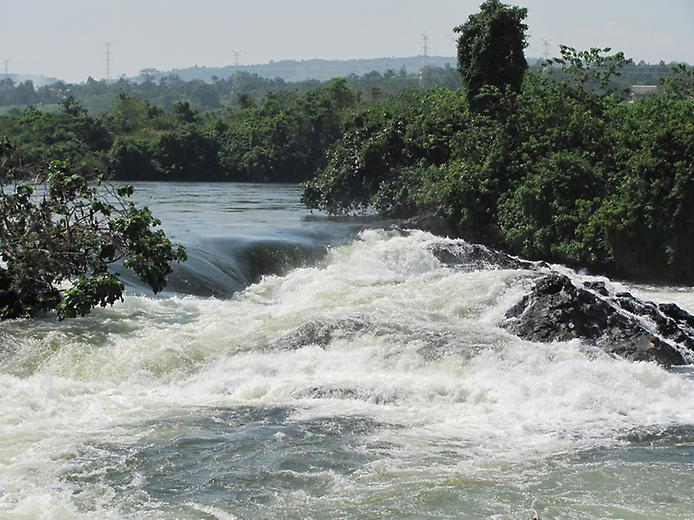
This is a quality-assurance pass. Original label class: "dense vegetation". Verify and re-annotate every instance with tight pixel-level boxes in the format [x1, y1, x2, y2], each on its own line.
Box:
[304, 0, 694, 284]
[0, 60, 675, 114]
[0, 78, 359, 182]
[0, 139, 186, 320]
[0, 66, 461, 113]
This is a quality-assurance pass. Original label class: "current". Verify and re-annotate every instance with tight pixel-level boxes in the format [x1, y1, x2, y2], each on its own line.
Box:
[1, 183, 694, 519]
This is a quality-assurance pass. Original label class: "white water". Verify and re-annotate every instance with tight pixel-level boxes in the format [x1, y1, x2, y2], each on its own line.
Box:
[2, 228, 694, 519]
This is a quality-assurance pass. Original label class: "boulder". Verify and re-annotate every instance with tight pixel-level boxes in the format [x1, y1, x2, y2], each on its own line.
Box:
[503, 273, 694, 366]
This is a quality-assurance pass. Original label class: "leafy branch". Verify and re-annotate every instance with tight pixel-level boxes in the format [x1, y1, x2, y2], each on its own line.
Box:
[0, 143, 186, 320]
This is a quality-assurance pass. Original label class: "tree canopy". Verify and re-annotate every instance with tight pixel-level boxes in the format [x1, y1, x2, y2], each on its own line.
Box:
[302, 1, 694, 284]
[454, 0, 528, 108]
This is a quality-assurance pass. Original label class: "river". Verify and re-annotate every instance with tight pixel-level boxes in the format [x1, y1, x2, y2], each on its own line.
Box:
[1, 183, 693, 519]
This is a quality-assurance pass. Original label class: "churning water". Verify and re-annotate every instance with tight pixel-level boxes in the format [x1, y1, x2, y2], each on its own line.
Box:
[1, 183, 693, 519]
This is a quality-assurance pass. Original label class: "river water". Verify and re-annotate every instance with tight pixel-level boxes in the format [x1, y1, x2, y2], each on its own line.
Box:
[1, 183, 694, 519]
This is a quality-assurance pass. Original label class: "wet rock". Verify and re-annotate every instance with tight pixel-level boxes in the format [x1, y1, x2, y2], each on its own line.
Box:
[292, 384, 397, 404]
[269, 316, 466, 361]
[504, 273, 694, 366]
[399, 213, 457, 238]
[269, 318, 369, 350]
[583, 280, 609, 296]
[429, 241, 535, 272]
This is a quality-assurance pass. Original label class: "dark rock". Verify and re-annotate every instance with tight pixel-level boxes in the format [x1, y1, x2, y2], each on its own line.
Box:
[399, 213, 457, 238]
[583, 280, 609, 296]
[269, 316, 458, 358]
[504, 273, 694, 366]
[429, 241, 535, 272]
[659, 303, 694, 329]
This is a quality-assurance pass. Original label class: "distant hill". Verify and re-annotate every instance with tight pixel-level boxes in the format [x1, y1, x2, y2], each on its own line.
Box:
[147, 56, 457, 83]
[0, 73, 61, 87]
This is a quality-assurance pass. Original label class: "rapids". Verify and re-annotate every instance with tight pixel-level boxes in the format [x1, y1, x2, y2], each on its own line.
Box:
[1, 183, 693, 519]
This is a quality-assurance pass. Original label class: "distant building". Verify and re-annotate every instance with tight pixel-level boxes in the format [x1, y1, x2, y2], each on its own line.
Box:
[630, 85, 658, 102]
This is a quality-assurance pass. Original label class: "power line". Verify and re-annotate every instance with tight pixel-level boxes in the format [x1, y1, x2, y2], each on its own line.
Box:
[230, 50, 242, 95]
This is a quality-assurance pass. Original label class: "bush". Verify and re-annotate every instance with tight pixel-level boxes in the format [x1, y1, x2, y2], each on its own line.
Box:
[109, 135, 158, 180]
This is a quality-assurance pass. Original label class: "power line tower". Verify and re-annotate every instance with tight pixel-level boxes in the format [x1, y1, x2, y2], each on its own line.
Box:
[420, 32, 431, 87]
[2, 58, 9, 76]
[105, 41, 112, 81]
[422, 32, 430, 67]
[231, 50, 242, 96]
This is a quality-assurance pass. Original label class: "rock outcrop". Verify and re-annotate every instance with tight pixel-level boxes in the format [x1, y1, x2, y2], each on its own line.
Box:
[503, 273, 694, 366]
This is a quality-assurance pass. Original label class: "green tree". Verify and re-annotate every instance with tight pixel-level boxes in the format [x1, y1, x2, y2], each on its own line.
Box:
[454, 0, 528, 109]
[0, 141, 186, 320]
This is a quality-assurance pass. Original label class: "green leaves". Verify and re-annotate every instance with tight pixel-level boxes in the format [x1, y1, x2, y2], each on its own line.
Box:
[454, 0, 528, 111]
[111, 206, 187, 293]
[302, 88, 468, 216]
[544, 46, 633, 91]
[56, 273, 125, 320]
[301, 5, 694, 284]
[0, 152, 186, 320]
[116, 184, 134, 197]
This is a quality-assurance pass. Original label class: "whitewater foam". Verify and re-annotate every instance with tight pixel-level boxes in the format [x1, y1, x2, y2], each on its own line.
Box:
[2, 229, 694, 518]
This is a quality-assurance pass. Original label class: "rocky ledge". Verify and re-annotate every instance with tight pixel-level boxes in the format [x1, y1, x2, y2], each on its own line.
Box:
[503, 273, 694, 366]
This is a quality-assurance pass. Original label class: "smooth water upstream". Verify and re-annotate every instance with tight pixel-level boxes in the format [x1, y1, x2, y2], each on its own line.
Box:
[1, 183, 693, 519]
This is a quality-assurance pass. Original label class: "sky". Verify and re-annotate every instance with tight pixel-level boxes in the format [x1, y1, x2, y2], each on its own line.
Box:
[1, 0, 693, 82]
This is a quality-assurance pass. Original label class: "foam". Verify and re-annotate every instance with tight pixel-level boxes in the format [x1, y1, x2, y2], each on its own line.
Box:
[2, 230, 694, 518]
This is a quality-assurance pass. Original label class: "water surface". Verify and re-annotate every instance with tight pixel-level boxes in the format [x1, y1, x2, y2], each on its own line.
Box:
[1, 183, 693, 519]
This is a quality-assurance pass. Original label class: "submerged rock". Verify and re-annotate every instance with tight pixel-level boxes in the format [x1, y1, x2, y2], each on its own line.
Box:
[292, 384, 397, 405]
[503, 273, 694, 366]
[268, 317, 370, 350]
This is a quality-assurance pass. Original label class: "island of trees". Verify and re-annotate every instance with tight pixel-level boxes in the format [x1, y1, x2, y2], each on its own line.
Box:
[1, 0, 693, 321]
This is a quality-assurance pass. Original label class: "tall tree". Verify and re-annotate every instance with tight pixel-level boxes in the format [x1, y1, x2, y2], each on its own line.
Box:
[454, 0, 528, 108]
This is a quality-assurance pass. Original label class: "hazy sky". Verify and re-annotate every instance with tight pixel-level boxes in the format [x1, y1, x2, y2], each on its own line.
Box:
[2, 0, 693, 82]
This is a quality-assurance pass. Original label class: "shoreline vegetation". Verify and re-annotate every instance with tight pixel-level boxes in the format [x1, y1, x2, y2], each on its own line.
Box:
[1, 0, 693, 295]
[303, 2, 694, 286]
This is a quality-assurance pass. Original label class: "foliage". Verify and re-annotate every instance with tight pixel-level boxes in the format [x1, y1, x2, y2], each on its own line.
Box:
[547, 46, 627, 86]
[0, 148, 186, 320]
[454, 0, 528, 109]
[218, 79, 358, 182]
[662, 63, 694, 99]
[1, 0, 692, 286]
[0, 66, 460, 114]
[303, 1, 694, 283]
[302, 87, 468, 214]
[0, 79, 360, 183]
[153, 124, 222, 180]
